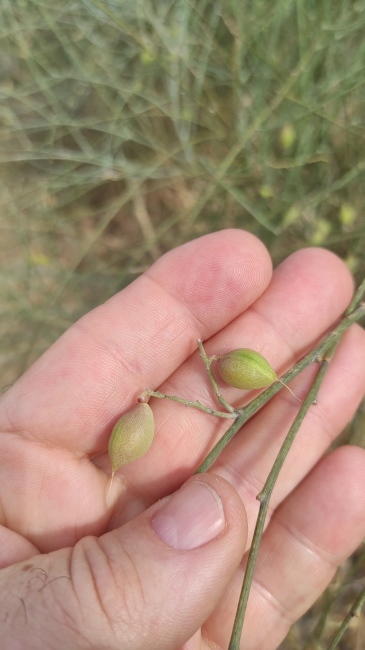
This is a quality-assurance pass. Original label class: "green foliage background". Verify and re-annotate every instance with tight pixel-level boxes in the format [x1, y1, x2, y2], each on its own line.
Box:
[1, 1, 365, 647]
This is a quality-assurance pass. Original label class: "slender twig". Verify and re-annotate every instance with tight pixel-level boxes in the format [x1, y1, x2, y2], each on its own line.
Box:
[197, 339, 235, 412]
[195, 303, 365, 474]
[346, 278, 365, 315]
[326, 585, 365, 650]
[227, 295, 364, 649]
[141, 389, 238, 419]
[228, 350, 333, 649]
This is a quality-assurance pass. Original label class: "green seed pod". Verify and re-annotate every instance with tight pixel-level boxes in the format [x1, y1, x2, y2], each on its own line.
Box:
[108, 402, 154, 476]
[216, 348, 277, 390]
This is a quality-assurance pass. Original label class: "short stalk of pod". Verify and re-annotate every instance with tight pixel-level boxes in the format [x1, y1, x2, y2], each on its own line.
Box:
[108, 402, 155, 480]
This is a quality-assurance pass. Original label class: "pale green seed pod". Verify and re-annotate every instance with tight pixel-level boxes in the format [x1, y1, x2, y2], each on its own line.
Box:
[108, 402, 154, 476]
[216, 348, 277, 390]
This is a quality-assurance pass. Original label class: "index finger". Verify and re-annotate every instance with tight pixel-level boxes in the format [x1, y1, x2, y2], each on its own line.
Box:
[0, 229, 272, 453]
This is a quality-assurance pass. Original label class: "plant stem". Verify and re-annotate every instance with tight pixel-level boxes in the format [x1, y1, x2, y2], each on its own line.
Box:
[142, 389, 237, 419]
[197, 339, 235, 412]
[195, 303, 365, 474]
[326, 585, 365, 650]
[228, 353, 332, 650]
[345, 278, 365, 315]
[227, 301, 362, 650]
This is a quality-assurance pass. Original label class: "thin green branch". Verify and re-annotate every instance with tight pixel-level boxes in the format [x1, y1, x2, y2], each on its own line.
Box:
[346, 278, 365, 315]
[142, 389, 237, 419]
[197, 339, 235, 412]
[326, 585, 365, 650]
[228, 354, 332, 650]
[195, 302, 365, 474]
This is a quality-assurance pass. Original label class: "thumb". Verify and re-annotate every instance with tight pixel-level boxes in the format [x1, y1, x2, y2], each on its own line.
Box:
[2, 475, 247, 650]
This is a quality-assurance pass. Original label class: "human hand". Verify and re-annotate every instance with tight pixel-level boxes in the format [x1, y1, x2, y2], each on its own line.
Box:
[1, 229, 365, 650]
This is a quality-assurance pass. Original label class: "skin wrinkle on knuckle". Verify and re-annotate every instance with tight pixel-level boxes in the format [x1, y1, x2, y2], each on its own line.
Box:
[70, 539, 121, 646]
[51, 595, 91, 650]
[246, 518, 341, 637]
[0, 397, 23, 434]
[202, 631, 225, 650]
[252, 574, 295, 629]
[273, 513, 340, 577]
[220, 470, 275, 549]
[70, 280, 194, 383]
[98, 337, 142, 386]
[144, 272, 208, 337]
[303, 402, 335, 448]
[103, 277, 205, 382]
[223, 467, 264, 516]
[331, 352, 365, 391]
[118, 543, 149, 625]
[72, 535, 150, 646]
[67, 550, 84, 617]
[248, 302, 301, 364]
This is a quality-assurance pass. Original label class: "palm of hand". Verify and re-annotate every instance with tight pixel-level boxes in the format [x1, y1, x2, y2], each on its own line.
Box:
[1, 230, 365, 650]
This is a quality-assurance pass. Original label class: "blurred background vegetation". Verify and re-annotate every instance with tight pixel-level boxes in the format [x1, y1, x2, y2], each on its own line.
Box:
[1, 0, 365, 647]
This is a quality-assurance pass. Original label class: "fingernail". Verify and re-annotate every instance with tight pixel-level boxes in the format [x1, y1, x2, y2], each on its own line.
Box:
[151, 480, 225, 550]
